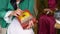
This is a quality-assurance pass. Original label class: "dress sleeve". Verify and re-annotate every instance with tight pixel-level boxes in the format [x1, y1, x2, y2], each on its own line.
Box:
[0, 0, 13, 18]
[3, 1, 14, 23]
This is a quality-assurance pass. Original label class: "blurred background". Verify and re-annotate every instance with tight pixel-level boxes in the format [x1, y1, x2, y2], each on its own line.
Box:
[1, 0, 60, 34]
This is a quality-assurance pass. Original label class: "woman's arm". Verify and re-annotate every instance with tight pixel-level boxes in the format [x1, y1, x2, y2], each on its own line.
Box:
[0, 0, 14, 18]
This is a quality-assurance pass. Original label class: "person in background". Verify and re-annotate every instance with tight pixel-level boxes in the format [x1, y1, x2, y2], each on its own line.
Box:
[36, 0, 60, 34]
[38, 8, 60, 34]
[38, 8, 56, 34]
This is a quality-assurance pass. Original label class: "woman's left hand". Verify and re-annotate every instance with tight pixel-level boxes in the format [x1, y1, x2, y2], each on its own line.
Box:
[26, 20, 34, 29]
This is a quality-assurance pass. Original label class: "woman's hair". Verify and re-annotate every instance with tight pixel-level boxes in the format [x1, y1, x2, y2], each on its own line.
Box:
[10, 0, 24, 10]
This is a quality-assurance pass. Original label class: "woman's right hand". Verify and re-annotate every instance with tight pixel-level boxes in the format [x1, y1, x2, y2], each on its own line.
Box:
[10, 9, 23, 17]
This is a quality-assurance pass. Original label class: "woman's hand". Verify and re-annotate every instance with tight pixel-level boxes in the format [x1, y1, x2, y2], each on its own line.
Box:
[44, 8, 53, 12]
[26, 20, 34, 29]
[10, 9, 23, 17]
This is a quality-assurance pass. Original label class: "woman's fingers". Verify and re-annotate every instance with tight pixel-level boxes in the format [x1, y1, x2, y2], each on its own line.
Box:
[26, 20, 34, 29]
[9, 9, 23, 17]
[15, 11, 21, 16]
[12, 9, 23, 17]
[13, 13, 18, 17]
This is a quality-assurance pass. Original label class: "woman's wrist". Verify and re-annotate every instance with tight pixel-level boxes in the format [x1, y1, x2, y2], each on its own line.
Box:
[8, 11, 14, 17]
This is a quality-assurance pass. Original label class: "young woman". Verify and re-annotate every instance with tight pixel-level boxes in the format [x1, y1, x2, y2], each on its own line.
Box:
[37, 9, 60, 34]
[37, 8, 57, 34]
[36, 0, 60, 34]
[5, 0, 35, 34]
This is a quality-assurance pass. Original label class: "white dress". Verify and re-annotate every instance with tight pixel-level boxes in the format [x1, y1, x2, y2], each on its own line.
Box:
[7, 18, 34, 34]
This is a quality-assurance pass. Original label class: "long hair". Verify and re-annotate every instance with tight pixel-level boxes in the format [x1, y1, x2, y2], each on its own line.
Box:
[10, 0, 24, 10]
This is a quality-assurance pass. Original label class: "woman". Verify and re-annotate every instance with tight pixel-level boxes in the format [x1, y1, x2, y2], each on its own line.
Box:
[37, 8, 56, 34]
[5, 0, 35, 34]
[36, 0, 60, 34]
[37, 9, 60, 34]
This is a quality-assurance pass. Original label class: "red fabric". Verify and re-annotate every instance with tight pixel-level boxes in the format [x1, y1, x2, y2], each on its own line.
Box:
[38, 14, 56, 34]
[48, 0, 57, 10]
